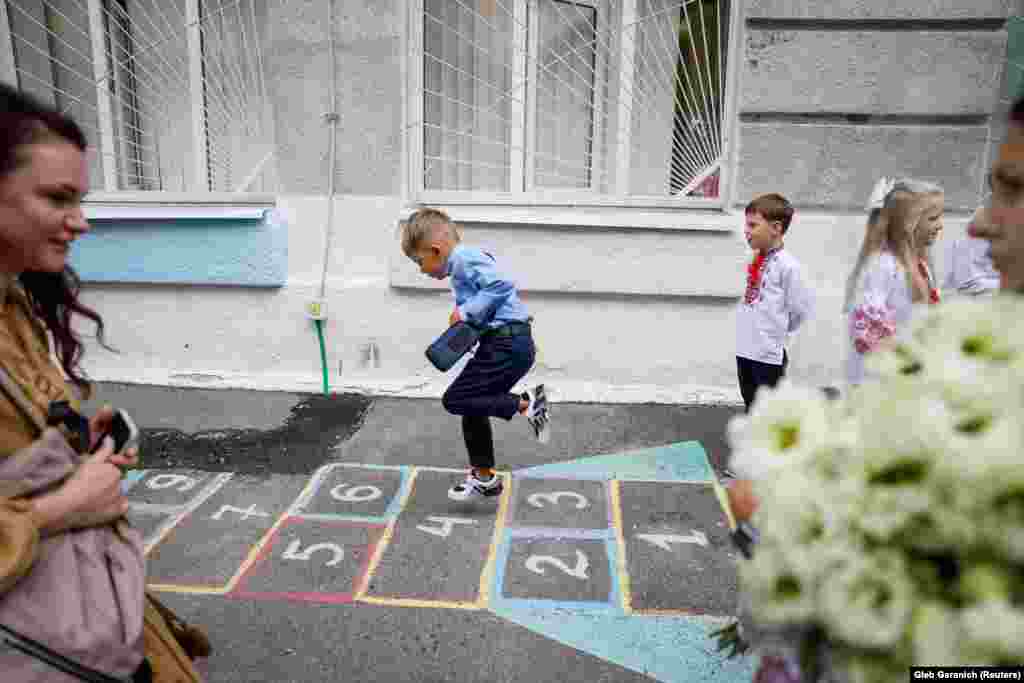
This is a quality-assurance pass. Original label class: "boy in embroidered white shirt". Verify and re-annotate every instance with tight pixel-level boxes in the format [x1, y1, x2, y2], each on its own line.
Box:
[735, 194, 814, 412]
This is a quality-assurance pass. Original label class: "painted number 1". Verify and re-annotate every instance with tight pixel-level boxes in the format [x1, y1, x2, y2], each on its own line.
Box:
[525, 549, 589, 580]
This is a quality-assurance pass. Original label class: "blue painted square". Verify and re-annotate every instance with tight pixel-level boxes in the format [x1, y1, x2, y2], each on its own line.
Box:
[72, 209, 286, 287]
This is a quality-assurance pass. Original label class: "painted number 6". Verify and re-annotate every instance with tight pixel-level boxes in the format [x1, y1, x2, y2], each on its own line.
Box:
[525, 549, 589, 580]
[330, 483, 383, 503]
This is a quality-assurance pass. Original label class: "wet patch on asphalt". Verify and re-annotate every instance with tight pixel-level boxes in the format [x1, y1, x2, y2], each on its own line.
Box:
[136, 393, 373, 475]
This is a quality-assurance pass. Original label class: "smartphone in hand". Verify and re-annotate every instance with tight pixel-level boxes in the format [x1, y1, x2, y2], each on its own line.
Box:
[90, 409, 140, 455]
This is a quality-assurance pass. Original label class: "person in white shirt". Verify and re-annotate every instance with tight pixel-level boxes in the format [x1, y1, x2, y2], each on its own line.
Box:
[943, 207, 1001, 297]
[843, 178, 944, 386]
[735, 193, 814, 412]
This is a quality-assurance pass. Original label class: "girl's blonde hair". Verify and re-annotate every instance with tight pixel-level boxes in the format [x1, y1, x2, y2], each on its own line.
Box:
[843, 178, 944, 311]
[400, 208, 461, 258]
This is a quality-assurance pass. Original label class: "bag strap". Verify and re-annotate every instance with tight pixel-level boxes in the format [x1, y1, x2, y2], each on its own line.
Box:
[0, 622, 130, 683]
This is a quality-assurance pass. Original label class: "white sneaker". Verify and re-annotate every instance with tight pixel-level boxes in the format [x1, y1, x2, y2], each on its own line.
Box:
[523, 384, 550, 444]
[448, 471, 504, 501]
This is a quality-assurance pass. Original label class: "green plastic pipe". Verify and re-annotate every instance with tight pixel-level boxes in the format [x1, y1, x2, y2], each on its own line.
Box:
[314, 318, 329, 396]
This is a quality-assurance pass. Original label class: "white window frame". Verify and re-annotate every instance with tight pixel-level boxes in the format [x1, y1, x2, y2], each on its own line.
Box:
[0, 0, 226, 197]
[405, 0, 744, 214]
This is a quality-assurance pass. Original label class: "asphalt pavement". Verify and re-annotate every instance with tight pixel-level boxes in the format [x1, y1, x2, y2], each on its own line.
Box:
[80, 383, 754, 683]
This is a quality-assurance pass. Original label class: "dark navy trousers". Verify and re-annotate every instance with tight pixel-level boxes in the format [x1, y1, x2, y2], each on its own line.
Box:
[441, 332, 535, 469]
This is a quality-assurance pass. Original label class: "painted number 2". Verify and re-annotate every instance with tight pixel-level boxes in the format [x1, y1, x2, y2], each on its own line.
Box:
[525, 549, 589, 580]
[282, 539, 344, 567]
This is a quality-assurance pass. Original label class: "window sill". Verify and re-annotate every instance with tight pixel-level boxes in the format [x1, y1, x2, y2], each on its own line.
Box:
[401, 203, 739, 232]
[83, 192, 276, 221]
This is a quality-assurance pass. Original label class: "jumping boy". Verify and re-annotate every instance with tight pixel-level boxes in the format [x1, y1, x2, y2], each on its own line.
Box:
[736, 194, 814, 412]
[401, 208, 550, 501]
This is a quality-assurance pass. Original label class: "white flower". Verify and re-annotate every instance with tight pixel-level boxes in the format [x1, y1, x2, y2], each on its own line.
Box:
[912, 602, 965, 665]
[740, 543, 823, 626]
[727, 381, 832, 480]
[961, 602, 1024, 664]
[853, 385, 954, 488]
[819, 552, 914, 649]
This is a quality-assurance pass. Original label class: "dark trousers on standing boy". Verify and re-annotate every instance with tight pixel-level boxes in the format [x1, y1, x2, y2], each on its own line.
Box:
[736, 350, 788, 413]
[442, 323, 536, 469]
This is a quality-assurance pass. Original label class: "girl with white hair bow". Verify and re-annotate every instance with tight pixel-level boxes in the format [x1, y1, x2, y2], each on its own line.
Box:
[843, 177, 945, 386]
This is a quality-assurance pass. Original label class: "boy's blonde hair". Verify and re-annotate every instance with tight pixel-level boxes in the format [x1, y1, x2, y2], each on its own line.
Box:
[401, 208, 461, 258]
[844, 178, 944, 310]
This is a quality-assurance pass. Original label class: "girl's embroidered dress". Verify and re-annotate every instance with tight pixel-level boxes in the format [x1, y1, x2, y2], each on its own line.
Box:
[845, 251, 938, 385]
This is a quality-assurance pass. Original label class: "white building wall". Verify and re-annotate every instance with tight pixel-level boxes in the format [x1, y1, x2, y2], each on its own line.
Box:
[74, 0, 1013, 404]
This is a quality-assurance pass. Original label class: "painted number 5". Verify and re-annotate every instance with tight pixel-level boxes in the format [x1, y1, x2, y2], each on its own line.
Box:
[525, 549, 589, 580]
[282, 539, 345, 567]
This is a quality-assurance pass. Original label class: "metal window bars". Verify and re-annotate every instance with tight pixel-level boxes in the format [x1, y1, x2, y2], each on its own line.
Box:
[414, 0, 732, 202]
[2, 0, 274, 193]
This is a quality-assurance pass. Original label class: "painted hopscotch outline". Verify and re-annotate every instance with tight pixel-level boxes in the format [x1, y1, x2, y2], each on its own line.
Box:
[125, 442, 739, 617]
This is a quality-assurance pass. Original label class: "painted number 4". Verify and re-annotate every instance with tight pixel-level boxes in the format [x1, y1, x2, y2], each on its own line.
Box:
[282, 539, 345, 567]
[526, 549, 589, 580]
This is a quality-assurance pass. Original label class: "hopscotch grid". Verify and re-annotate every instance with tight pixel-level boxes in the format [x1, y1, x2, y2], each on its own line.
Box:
[143, 471, 234, 557]
[219, 465, 330, 595]
[477, 471, 512, 609]
[139, 453, 732, 611]
[609, 479, 634, 615]
[128, 502, 184, 516]
[231, 517, 387, 604]
[505, 527, 612, 540]
[354, 467, 419, 604]
[489, 529, 621, 613]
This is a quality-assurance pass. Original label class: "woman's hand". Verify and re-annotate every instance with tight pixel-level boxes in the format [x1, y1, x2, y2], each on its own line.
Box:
[449, 308, 462, 326]
[87, 405, 138, 469]
[727, 478, 759, 523]
[30, 438, 131, 535]
[87, 405, 113, 453]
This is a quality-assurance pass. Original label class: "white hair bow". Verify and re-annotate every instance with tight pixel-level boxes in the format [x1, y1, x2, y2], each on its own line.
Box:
[866, 177, 895, 210]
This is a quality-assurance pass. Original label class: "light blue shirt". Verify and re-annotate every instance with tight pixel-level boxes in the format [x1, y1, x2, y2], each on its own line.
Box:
[445, 244, 529, 329]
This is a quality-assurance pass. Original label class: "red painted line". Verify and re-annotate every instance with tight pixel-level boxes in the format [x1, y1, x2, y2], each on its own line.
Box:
[229, 517, 387, 597]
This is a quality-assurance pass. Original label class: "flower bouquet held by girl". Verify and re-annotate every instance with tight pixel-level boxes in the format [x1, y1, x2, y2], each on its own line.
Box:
[725, 295, 1024, 682]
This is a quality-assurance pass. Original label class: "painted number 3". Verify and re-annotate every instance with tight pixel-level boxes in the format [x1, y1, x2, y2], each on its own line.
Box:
[525, 549, 589, 580]
[526, 492, 588, 510]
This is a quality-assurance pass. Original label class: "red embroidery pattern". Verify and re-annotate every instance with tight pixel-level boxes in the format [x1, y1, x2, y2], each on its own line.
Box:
[919, 260, 940, 305]
[744, 251, 767, 304]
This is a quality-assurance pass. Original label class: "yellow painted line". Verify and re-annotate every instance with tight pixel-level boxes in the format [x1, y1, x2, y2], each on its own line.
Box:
[144, 472, 234, 556]
[146, 583, 230, 596]
[476, 470, 512, 608]
[609, 479, 633, 615]
[711, 478, 737, 531]
[223, 512, 291, 593]
[358, 595, 479, 610]
[354, 468, 419, 600]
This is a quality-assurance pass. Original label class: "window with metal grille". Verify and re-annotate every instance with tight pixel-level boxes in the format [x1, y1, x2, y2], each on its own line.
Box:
[1, 0, 272, 194]
[410, 0, 735, 206]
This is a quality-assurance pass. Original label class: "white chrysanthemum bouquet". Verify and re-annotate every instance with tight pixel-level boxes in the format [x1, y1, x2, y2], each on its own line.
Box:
[727, 295, 1024, 683]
